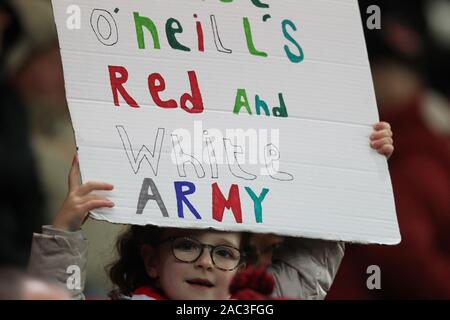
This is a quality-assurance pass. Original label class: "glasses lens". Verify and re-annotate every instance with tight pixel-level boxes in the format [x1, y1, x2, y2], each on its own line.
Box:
[212, 246, 241, 270]
[172, 238, 201, 262]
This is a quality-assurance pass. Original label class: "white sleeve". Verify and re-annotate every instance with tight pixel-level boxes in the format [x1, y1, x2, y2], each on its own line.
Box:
[27, 225, 88, 300]
[268, 238, 345, 300]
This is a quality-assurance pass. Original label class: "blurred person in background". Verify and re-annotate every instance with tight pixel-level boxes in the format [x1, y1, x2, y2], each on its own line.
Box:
[0, 0, 46, 268]
[3, 0, 110, 298]
[5, 0, 76, 219]
[1, 0, 76, 267]
[328, 0, 450, 299]
[0, 267, 69, 300]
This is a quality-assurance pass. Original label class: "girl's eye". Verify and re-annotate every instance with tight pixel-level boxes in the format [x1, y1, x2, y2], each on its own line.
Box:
[215, 247, 237, 259]
[175, 240, 198, 251]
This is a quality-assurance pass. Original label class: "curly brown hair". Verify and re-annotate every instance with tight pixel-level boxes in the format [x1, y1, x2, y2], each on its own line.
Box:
[107, 225, 256, 298]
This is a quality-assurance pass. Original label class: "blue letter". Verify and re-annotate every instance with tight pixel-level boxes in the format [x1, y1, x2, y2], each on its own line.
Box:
[174, 181, 201, 219]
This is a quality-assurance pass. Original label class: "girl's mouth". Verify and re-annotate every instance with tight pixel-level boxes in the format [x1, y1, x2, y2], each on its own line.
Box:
[186, 279, 214, 288]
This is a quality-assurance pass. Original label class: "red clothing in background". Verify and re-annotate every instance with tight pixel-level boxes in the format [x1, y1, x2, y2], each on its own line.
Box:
[328, 94, 450, 299]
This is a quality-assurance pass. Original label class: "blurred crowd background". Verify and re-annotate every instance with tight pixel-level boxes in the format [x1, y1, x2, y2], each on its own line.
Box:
[0, 0, 449, 299]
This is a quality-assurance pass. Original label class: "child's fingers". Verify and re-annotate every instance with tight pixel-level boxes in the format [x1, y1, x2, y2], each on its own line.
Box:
[370, 137, 393, 149]
[77, 181, 114, 196]
[370, 129, 393, 140]
[80, 199, 115, 213]
[251, 234, 284, 253]
[373, 121, 391, 131]
[83, 194, 115, 207]
[68, 155, 80, 191]
[377, 144, 394, 158]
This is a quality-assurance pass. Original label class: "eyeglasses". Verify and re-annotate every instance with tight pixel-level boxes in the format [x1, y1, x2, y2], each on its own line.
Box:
[160, 236, 245, 271]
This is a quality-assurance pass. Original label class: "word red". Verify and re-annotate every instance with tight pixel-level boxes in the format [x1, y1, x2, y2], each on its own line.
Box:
[108, 65, 204, 113]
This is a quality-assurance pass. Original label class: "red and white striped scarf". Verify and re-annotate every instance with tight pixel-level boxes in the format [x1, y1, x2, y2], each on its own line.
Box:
[131, 286, 168, 300]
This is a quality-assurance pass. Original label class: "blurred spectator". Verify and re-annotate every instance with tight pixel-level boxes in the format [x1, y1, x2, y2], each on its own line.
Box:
[424, 0, 450, 100]
[0, 0, 46, 267]
[0, 268, 69, 300]
[6, 0, 76, 219]
[328, 0, 450, 299]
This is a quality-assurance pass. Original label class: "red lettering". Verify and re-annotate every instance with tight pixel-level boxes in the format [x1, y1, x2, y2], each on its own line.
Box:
[212, 183, 243, 223]
[195, 15, 205, 52]
[109, 67, 203, 113]
[108, 65, 139, 108]
[180, 71, 204, 114]
[148, 73, 178, 108]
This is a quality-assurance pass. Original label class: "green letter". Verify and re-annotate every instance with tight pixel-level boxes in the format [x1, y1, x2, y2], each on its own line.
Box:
[255, 95, 270, 116]
[245, 187, 269, 223]
[233, 89, 252, 115]
[272, 93, 288, 117]
[166, 18, 191, 52]
[282, 19, 304, 63]
[243, 17, 267, 57]
[134, 12, 160, 49]
[251, 0, 269, 8]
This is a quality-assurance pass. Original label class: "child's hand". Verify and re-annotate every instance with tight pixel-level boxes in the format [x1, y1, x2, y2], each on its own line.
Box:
[52, 155, 114, 232]
[250, 234, 285, 267]
[370, 122, 394, 159]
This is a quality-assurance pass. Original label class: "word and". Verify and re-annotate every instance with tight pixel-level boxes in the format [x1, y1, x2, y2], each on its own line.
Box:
[233, 89, 288, 117]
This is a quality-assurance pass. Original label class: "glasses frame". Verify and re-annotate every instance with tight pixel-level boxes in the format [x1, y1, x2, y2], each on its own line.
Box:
[159, 236, 246, 271]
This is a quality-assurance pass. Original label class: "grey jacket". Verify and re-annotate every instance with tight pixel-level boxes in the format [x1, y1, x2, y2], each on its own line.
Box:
[28, 226, 344, 300]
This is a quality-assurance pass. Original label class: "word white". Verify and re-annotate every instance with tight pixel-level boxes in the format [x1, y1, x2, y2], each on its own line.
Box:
[117, 124, 293, 180]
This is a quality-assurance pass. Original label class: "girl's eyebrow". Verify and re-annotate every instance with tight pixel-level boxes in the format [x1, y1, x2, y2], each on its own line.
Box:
[186, 235, 239, 248]
[166, 231, 240, 248]
[212, 238, 240, 248]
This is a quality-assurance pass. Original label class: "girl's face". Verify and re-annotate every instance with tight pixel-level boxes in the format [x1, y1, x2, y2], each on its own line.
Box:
[142, 229, 243, 300]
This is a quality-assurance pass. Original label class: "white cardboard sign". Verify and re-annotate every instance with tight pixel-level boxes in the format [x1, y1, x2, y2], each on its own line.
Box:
[51, 0, 400, 244]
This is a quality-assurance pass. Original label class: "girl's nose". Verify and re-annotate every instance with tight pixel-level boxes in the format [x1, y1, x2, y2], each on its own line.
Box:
[194, 249, 214, 270]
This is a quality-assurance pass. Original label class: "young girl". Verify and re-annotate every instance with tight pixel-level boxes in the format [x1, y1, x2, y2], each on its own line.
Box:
[28, 122, 394, 300]
[109, 225, 255, 300]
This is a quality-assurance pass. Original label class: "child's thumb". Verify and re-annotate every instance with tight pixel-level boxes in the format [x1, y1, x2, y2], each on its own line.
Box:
[68, 155, 80, 191]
